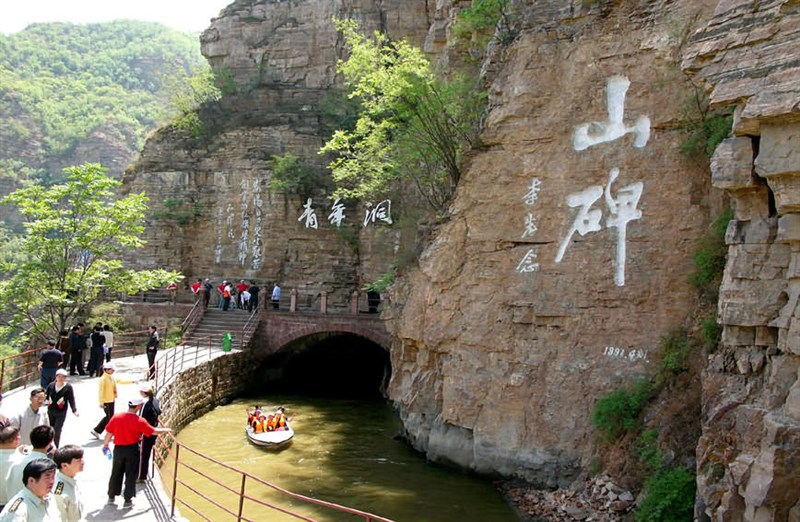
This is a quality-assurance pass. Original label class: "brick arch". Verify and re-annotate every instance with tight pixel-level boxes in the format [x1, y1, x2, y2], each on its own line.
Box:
[259, 313, 391, 356]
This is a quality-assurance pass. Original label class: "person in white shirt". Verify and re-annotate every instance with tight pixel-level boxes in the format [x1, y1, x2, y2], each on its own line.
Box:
[102, 325, 114, 363]
[52, 445, 84, 522]
[9, 390, 49, 446]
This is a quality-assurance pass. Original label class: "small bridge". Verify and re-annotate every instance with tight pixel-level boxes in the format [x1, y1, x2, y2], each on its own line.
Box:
[180, 288, 391, 354]
[260, 311, 391, 354]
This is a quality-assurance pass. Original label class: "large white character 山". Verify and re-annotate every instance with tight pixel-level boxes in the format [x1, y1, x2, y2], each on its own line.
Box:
[573, 76, 650, 152]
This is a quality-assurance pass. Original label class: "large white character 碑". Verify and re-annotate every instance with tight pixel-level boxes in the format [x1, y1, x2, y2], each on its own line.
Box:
[555, 169, 643, 286]
[573, 76, 650, 152]
[555, 184, 604, 263]
[605, 168, 643, 286]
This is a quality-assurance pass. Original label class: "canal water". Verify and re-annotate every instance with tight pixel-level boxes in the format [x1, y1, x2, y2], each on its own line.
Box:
[174, 396, 520, 521]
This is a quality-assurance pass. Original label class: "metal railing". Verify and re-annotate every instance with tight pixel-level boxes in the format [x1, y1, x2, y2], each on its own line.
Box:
[154, 432, 394, 522]
[0, 349, 39, 393]
[181, 301, 206, 336]
[153, 336, 220, 391]
[239, 308, 260, 348]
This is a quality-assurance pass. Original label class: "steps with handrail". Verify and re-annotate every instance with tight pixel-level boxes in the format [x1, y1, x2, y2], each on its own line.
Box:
[182, 307, 255, 350]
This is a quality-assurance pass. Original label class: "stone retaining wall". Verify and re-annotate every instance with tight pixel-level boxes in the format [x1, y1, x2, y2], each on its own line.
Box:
[121, 302, 193, 333]
[158, 350, 258, 433]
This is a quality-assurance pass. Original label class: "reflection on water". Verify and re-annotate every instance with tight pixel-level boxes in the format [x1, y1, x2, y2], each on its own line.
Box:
[174, 396, 519, 521]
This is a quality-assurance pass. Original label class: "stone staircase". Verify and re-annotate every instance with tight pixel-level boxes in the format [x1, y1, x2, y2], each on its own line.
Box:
[182, 307, 254, 350]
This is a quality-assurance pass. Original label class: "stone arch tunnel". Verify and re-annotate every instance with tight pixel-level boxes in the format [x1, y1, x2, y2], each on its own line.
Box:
[250, 314, 393, 399]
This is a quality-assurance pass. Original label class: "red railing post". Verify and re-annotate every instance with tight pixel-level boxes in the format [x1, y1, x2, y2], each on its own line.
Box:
[237, 474, 247, 522]
[171, 442, 180, 518]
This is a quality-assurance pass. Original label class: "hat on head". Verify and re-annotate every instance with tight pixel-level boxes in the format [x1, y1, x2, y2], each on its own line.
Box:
[56, 369, 68, 377]
[47, 339, 56, 346]
[139, 383, 153, 393]
[128, 398, 144, 407]
[104, 362, 116, 371]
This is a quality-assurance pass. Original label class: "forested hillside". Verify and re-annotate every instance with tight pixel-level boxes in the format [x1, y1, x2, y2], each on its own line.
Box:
[0, 20, 206, 191]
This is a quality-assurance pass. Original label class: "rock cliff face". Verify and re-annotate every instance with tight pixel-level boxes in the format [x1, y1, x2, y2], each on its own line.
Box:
[683, 0, 800, 519]
[124, 0, 800, 518]
[122, 0, 435, 307]
[388, 0, 720, 488]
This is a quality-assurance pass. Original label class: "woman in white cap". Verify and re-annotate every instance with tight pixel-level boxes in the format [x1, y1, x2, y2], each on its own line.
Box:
[45, 369, 78, 447]
[137, 384, 161, 481]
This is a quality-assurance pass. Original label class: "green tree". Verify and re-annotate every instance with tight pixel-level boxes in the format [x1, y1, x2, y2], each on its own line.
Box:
[0, 163, 180, 342]
[0, 21, 205, 183]
[320, 19, 485, 212]
[451, 0, 516, 49]
[169, 66, 223, 138]
[268, 153, 329, 199]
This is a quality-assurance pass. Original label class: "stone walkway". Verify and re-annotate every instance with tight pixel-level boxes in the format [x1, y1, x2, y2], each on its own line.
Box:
[0, 348, 227, 522]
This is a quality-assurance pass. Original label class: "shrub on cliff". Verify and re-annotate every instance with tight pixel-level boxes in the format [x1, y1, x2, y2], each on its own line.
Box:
[635, 466, 696, 522]
[268, 153, 330, 200]
[451, 0, 516, 49]
[591, 379, 654, 441]
[320, 19, 485, 213]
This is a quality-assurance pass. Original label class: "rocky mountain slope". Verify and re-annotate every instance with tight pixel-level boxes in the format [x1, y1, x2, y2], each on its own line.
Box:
[122, 0, 800, 519]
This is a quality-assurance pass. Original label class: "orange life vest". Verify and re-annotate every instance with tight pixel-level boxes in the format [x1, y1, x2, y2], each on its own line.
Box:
[253, 418, 267, 433]
[269, 413, 286, 430]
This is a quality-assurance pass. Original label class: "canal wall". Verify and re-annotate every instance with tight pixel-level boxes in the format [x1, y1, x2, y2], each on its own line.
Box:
[158, 350, 258, 432]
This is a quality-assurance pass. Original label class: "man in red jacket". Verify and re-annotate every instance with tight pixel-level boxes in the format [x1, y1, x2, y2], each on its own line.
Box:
[102, 398, 171, 508]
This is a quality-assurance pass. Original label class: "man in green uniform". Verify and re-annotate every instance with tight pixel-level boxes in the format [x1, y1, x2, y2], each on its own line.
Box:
[52, 445, 84, 522]
[0, 458, 60, 521]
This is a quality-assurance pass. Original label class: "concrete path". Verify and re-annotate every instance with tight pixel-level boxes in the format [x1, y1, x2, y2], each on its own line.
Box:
[1, 351, 206, 521]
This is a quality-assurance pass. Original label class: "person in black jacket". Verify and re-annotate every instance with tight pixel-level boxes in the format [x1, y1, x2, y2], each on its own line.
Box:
[137, 384, 161, 481]
[87, 325, 106, 377]
[68, 326, 85, 376]
[248, 281, 260, 312]
[145, 325, 159, 380]
[45, 370, 78, 447]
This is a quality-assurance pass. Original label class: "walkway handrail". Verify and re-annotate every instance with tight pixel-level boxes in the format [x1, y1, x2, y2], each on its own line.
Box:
[154, 431, 394, 522]
[239, 307, 260, 348]
[153, 336, 219, 391]
[0, 349, 39, 393]
[181, 300, 205, 336]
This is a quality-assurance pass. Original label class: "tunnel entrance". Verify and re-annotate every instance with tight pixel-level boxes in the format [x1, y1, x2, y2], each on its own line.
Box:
[253, 333, 391, 400]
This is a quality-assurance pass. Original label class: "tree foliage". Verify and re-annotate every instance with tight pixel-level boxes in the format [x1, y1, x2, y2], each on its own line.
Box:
[169, 66, 223, 138]
[0, 163, 181, 341]
[0, 21, 205, 181]
[268, 153, 329, 199]
[320, 19, 485, 212]
[451, 0, 516, 49]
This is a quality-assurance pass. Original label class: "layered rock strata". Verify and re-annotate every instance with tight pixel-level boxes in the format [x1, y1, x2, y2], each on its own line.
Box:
[122, 0, 434, 308]
[124, 0, 800, 518]
[388, 0, 719, 488]
[683, 0, 800, 519]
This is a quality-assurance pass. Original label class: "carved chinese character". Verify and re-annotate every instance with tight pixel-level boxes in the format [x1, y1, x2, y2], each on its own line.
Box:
[298, 198, 318, 229]
[328, 198, 346, 227]
[573, 76, 650, 151]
